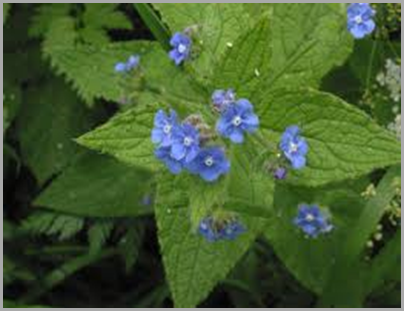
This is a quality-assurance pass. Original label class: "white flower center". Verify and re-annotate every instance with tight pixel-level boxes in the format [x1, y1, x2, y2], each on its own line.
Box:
[178, 44, 187, 53]
[354, 15, 363, 24]
[289, 142, 299, 153]
[232, 116, 242, 127]
[183, 137, 193, 146]
[305, 214, 315, 222]
[163, 124, 172, 134]
[205, 156, 214, 167]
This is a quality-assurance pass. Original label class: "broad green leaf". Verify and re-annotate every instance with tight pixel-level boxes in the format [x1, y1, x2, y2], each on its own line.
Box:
[257, 4, 352, 93]
[152, 4, 250, 82]
[35, 152, 153, 217]
[214, 4, 353, 101]
[76, 44, 207, 171]
[43, 18, 155, 105]
[15, 78, 94, 184]
[212, 18, 271, 97]
[265, 180, 366, 295]
[224, 139, 275, 218]
[259, 88, 401, 186]
[155, 173, 266, 307]
[76, 104, 158, 172]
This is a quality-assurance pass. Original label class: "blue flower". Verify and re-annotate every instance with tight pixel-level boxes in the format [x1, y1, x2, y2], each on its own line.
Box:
[151, 110, 179, 147]
[198, 217, 246, 242]
[114, 55, 140, 73]
[293, 204, 333, 238]
[347, 3, 376, 39]
[216, 99, 259, 144]
[198, 217, 218, 242]
[279, 126, 308, 170]
[169, 32, 192, 65]
[212, 89, 236, 112]
[274, 167, 287, 180]
[219, 220, 246, 240]
[155, 146, 183, 174]
[171, 123, 200, 163]
[186, 147, 230, 182]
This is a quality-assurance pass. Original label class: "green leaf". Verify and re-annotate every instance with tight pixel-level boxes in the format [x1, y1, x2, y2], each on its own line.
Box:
[43, 17, 154, 105]
[212, 18, 271, 97]
[134, 4, 171, 50]
[257, 4, 352, 93]
[152, 4, 250, 82]
[214, 4, 353, 100]
[88, 220, 114, 255]
[259, 88, 401, 186]
[155, 174, 265, 307]
[119, 222, 144, 273]
[76, 104, 158, 172]
[15, 77, 95, 184]
[35, 152, 153, 217]
[22, 211, 84, 241]
[29, 4, 71, 38]
[264, 180, 366, 294]
[319, 166, 401, 307]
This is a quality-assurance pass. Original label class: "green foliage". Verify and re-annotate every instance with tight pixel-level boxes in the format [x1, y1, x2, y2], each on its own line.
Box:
[3, 3, 401, 308]
[155, 174, 267, 307]
[119, 222, 144, 272]
[15, 77, 95, 184]
[88, 220, 114, 255]
[35, 152, 153, 217]
[22, 211, 85, 241]
[153, 4, 251, 83]
[76, 105, 159, 172]
[259, 88, 400, 186]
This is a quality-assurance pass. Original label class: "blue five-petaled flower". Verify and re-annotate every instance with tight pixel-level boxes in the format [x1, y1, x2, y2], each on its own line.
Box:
[280, 125, 308, 170]
[347, 3, 376, 39]
[186, 147, 230, 182]
[151, 109, 178, 147]
[169, 32, 192, 66]
[171, 123, 200, 163]
[198, 217, 246, 242]
[294, 204, 333, 238]
[115, 55, 140, 73]
[216, 99, 259, 144]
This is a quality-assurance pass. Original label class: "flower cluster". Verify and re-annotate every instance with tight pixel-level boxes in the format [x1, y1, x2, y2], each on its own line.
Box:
[152, 89, 259, 182]
[198, 216, 246, 242]
[294, 204, 333, 238]
[151, 110, 230, 182]
[114, 55, 140, 73]
[347, 3, 376, 39]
